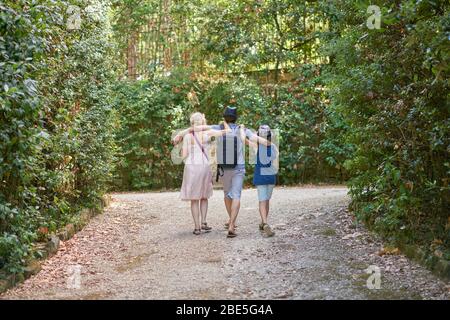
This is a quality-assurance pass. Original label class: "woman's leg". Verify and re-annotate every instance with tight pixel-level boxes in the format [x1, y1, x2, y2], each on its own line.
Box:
[200, 199, 212, 231]
[200, 199, 208, 224]
[191, 200, 201, 230]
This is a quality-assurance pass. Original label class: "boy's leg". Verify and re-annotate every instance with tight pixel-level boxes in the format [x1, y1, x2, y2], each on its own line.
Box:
[257, 185, 268, 225]
[258, 185, 270, 223]
[259, 200, 269, 224]
[264, 185, 274, 222]
[258, 185, 275, 237]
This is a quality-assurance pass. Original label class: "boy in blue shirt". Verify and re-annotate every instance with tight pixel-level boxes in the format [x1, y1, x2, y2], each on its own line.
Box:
[251, 125, 278, 237]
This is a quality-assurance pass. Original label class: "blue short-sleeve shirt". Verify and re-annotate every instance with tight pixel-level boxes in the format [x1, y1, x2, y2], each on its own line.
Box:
[253, 145, 278, 186]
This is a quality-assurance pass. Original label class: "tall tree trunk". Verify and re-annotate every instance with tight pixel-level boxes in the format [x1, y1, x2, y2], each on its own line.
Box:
[127, 31, 138, 80]
[162, 0, 172, 71]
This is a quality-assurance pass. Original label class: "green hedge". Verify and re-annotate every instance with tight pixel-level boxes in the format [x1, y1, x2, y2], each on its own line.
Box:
[0, 0, 116, 273]
[324, 0, 449, 255]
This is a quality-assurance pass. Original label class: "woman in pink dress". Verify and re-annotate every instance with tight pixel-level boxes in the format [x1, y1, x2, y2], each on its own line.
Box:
[180, 113, 228, 235]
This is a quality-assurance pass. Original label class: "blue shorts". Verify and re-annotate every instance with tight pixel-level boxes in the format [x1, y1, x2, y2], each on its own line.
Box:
[222, 168, 245, 199]
[257, 184, 275, 201]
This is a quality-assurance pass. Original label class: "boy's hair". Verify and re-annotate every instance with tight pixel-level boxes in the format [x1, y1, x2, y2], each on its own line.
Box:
[224, 115, 237, 123]
[258, 124, 272, 141]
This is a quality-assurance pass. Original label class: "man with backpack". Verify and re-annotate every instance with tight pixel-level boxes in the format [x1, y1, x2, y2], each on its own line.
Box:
[173, 106, 271, 238]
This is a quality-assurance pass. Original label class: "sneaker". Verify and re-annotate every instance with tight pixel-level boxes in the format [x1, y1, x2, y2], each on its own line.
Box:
[259, 223, 265, 231]
[263, 224, 275, 237]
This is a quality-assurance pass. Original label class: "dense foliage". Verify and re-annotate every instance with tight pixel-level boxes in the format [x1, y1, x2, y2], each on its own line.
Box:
[1, 0, 448, 274]
[111, 71, 190, 190]
[0, 0, 116, 273]
[324, 0, 449, 256]
[271, 65, 353, 183]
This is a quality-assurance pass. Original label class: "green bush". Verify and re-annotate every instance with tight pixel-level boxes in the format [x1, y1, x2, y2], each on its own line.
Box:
[270, 65, 353, 184]
[111, 71, 192, 190]
[0, 0, 116, 273]
[324, 0, 449, 252]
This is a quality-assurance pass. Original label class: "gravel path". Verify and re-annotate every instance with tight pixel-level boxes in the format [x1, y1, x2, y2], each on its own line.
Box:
[1, 186, 449, 300]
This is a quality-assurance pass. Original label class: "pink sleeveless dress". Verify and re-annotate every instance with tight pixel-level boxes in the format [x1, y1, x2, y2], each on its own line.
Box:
[180, 133, 213, 200]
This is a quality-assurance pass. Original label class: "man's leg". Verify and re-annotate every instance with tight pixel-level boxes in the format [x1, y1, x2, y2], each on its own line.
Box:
[222, 169, 233, 225]
[224, 197, 232, 219]
[229, 199, 240, 229]
[227, 169, 244, 233]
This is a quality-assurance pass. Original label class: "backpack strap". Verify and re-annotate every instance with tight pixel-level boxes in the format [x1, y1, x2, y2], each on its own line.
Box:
[192, 132, 209, 162]
[217, 122, 239, 169]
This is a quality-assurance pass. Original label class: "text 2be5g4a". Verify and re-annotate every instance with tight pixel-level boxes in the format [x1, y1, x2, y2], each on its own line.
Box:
[220, 304, 273, 316]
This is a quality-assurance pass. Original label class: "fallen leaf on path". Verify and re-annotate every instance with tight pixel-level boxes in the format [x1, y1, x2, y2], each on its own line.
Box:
[377, 246, 400, 256]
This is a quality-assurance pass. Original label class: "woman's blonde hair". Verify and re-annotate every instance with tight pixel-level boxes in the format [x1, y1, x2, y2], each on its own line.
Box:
[190, 112, 205, 126]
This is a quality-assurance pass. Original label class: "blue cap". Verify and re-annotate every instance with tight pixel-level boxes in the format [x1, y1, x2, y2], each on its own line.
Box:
[223, 106, 237, 119]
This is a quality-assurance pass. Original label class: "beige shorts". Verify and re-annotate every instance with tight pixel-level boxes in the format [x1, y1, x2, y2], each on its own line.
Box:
[221, 168, 245, 199]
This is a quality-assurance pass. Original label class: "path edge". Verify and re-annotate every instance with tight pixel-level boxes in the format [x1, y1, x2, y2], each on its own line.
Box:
[398, 243, 450, 281]
[0, 195, 112, 294]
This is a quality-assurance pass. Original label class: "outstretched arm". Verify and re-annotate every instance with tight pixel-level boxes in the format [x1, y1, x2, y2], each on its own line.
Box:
[181, 135, 189, 159]
[172, 125, 211, 145]
[248, 132, 271, 146]
[205, 128, 230, 137]
[207, 121, 231, 137]
[236, 125, 270, 146]
[247, 136, 257, 148]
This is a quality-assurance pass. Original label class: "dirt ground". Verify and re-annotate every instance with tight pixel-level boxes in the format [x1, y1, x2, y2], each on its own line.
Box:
[1, 186, 449, 300]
